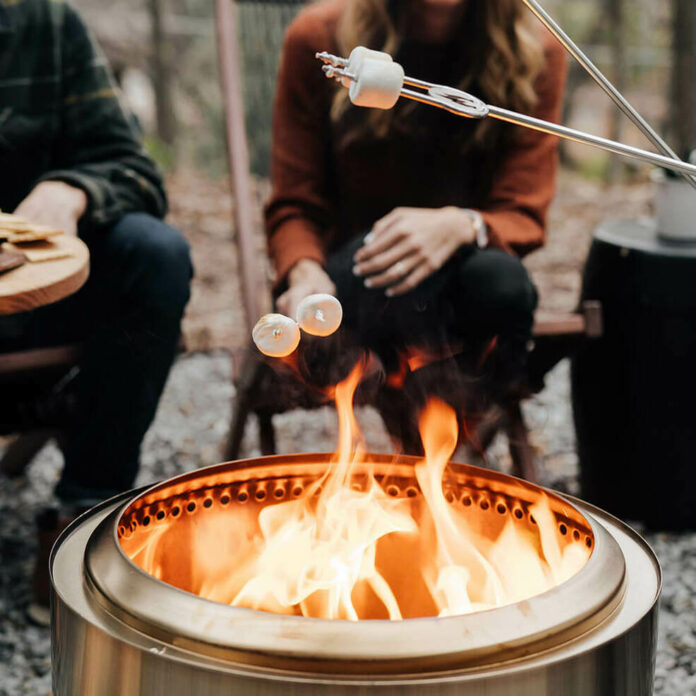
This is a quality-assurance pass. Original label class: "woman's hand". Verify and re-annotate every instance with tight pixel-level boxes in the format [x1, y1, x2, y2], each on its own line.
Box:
[14, 181, 88, 236]
[276, 258, 337, 320]
[353, 206, 476, 296]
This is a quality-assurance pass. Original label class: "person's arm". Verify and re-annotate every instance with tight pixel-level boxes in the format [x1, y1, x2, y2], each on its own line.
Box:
[264, 11, 336, 289]
[35, 4, 167, 229]
[479, 36, 568, 257]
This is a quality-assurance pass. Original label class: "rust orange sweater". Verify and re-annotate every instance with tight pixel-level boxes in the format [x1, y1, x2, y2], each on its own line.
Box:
[265, 0, 567, 284]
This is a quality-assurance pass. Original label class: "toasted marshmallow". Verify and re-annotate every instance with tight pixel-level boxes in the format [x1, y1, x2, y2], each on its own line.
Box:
[252, 314, 301, 357]
[341, 46, 393, 87]
[296, 294, 343, 337]
[348, 57, 404, 110]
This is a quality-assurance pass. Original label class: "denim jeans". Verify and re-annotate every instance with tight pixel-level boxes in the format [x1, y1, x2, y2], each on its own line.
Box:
[325, 233, 538, 387]
[0, 213, 193, 504]
[315, 234, 538, 453]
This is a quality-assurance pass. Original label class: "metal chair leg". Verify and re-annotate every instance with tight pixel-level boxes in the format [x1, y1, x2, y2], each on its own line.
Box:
[224, 394, 251, 461]
[374, 387, 423, 456]
[227, 399, 276, 460]
[225, 350, 267, 461]
[504, 401, 538, 483]
[257, 411, 276, 456]
[466, 406, 505, 458]
[0, 430, 54, 478]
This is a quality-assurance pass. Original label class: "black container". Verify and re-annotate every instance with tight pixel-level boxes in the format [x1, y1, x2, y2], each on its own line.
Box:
[571, 219, 696, 530]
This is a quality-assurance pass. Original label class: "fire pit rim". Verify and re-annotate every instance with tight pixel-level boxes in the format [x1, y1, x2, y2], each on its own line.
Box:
[114, 452, 597, 524]
[81, 454, 627, 672]
[52, 490, 661, 687]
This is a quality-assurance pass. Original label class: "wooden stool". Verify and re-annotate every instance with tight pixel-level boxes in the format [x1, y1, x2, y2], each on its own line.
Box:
[0, 235, 90, 476]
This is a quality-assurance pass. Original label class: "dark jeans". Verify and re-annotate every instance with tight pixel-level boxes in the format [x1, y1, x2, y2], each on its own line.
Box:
[324, 234, 538, 406]
[0, 213, 193, 504]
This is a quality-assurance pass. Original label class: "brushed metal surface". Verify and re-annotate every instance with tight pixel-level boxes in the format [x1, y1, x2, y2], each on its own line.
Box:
[51, 461, 660, 695]
[83, 456, 626, 671]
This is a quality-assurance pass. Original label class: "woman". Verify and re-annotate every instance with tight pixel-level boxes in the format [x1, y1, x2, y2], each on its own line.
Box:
[266, 0, 566, 448]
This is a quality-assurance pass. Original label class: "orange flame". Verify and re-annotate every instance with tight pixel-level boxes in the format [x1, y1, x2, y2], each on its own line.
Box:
[229, 361, 417, 620]
[122, 364, 592, 621]
[414, 400, 585, 614]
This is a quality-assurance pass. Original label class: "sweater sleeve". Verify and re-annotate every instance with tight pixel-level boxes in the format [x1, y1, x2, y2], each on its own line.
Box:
[264, 11, 335, 285]
[39, 3, 167, 228]
[480, 35, 567, 257]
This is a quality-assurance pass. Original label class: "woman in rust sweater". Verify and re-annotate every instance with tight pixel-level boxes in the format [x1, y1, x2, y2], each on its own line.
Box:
[266, 0, 566, 439]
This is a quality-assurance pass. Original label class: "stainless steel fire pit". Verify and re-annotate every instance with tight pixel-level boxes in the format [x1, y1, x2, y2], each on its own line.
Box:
[51, 454, 660, 695]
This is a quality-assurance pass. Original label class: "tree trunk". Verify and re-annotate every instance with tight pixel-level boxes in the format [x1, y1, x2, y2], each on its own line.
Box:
[605, 0, 627, 183]
[559, 1, 610, 171]
[671, 0, 696, 156]
[149, 0, 177, 146]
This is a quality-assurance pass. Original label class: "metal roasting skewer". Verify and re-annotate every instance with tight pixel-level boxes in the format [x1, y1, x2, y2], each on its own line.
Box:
[520, 0, 696, 191]
[316, 48, 696, 181]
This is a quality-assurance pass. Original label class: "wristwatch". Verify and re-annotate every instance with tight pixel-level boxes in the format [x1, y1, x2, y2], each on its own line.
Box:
[463, 208, 488, 249]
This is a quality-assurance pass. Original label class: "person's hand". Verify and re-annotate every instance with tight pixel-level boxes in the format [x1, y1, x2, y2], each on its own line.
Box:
[276, 258, 336, 320]
[13, 181, 88, 236]
[352, 206, 476, 296]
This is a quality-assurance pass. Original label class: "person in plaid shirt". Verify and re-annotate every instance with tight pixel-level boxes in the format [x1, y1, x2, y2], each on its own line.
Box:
[0, 0, 193, 623]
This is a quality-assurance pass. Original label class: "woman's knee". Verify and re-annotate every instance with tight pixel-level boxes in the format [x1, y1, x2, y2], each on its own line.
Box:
[457, 249, 537, 324]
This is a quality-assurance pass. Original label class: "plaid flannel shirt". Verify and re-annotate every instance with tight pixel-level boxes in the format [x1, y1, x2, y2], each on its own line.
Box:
[0, 0, 167, 228]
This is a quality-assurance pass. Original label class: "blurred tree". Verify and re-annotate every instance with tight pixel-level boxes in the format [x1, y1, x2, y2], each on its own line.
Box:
[149, 0, 177, 147]
[605, 0, 627, 182]
[671, 0, 696, 155]
[558, 0, 605, 170]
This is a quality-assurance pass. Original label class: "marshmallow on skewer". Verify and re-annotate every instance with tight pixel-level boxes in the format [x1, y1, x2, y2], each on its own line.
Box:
[252, 314, 301, 358]
[348, 57, 404, 110]
[296, 294, 343, 337]
[340, 46, 392, 87]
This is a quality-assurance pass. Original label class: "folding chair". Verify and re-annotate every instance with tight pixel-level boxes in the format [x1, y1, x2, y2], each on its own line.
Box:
[215, 0, 602, 481]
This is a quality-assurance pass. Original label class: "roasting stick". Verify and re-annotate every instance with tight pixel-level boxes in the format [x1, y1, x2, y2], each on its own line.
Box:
[317, 50, 696, 181]
[520, 0, 696, 192]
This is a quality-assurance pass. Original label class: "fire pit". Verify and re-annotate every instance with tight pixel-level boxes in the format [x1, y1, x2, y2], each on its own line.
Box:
[51, 375, 660, 695]
[51, 453, 660, 694]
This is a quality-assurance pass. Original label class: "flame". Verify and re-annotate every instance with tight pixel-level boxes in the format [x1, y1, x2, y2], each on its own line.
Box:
[229, 362, 417, 620]
[122, 363, 592, 621]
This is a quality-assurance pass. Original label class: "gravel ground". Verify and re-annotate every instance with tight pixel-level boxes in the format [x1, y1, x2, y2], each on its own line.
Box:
[1, 352, 694, 695]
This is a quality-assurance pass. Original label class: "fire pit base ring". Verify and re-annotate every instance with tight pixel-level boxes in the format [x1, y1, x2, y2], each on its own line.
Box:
[51, 456, 660, 695]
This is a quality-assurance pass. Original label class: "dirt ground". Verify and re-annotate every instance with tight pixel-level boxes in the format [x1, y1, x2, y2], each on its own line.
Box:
[169, 167, 653, 352]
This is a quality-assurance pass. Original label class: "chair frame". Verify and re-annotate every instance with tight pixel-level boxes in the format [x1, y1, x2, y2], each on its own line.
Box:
[216, 0, 269, 332]
[0, 345, 82, 476]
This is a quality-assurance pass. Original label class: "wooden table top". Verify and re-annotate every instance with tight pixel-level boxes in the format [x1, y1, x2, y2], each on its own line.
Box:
[0, 235, 90, 315]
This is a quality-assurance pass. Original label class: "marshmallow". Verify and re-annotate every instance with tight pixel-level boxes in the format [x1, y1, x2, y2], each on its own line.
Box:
[348, 57, 404, 110]
[296, 294, 343, 337]
[252, 314, 301, 358]
[342, 46, 393, 87]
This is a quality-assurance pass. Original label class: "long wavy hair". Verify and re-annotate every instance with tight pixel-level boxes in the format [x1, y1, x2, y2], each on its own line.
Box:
[332, 0, 544, 150]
